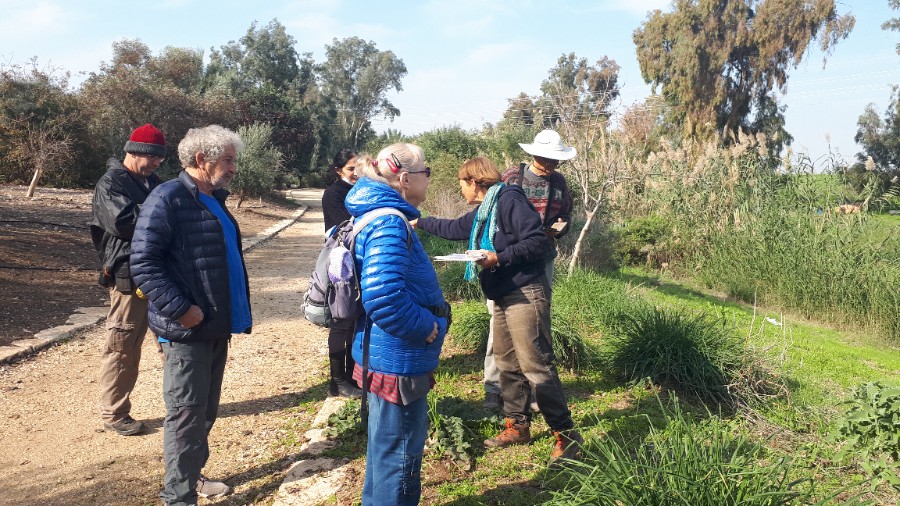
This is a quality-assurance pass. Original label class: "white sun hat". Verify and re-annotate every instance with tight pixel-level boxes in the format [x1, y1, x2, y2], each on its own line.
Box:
[518, 130, 577, 161]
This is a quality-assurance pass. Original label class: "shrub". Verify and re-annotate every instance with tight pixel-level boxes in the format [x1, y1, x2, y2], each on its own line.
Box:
[615, 214, 672, 267]
[834, 382, 900, 486]
[232, 123, 282, 206]
[602, 305, 746, 406]
[547, 400, 822, 505]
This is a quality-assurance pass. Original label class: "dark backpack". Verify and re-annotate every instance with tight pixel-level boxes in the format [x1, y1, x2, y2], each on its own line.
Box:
[301, 208, 411, 327]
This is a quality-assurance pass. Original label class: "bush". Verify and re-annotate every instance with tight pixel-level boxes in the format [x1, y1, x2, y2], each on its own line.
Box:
[615, 214, 672, 267]
[231, 123, 282, 206]
[547, 399, 822, 505]
[602, 305, 746, 406]
[834, 382, 900, 486]
[448, 300, 490, 352]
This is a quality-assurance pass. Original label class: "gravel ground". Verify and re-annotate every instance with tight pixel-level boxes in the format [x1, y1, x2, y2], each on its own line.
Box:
[0, 204, 347, 505]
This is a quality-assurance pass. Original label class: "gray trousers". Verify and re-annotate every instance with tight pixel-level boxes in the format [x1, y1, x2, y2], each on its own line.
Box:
[484, 259, 554, 394]
[99, 288, 149, 423]
[159, 339, 228, 506]
[492, 276, 573, 431]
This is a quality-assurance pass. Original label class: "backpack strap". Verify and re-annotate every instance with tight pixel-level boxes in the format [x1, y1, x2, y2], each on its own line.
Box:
[350, 208, 413, 425]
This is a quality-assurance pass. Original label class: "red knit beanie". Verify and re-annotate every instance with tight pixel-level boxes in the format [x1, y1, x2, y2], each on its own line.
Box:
[124, 124, 167, 157]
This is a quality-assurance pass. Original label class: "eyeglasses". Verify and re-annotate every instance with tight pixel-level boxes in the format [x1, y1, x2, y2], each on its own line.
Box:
[407, 167, 431, 178]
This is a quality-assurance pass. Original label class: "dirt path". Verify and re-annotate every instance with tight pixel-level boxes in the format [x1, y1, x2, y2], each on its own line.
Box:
[0, 208, 333, 506]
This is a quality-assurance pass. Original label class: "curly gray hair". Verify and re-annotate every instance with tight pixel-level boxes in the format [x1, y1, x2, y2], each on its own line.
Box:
[177, 125, 245, 168]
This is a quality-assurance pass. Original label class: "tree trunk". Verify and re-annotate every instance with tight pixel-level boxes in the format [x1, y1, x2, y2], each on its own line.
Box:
[567, 184, 609, 277]
[26, 167, 43, 198]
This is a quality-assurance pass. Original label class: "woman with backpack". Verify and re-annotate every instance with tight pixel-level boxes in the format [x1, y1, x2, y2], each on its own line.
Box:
[344, 142, 449, 506]
[412, 156, 583, 466]
[321, 149, 363, 398]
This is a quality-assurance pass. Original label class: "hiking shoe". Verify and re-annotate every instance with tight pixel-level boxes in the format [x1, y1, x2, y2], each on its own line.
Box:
[328, 379, 362, 398]
[484, 418, 531, 448]
[196, 474, 231, 498]
[550, 429, 583, 465]
[483, 392, 503, 409]
[103, 415, 145, 436]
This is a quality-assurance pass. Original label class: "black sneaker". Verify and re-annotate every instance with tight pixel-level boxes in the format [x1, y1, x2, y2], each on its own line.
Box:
[328, 379, 362, 398]
[483, 392, 503, 409]
[103, 415, 146, 436]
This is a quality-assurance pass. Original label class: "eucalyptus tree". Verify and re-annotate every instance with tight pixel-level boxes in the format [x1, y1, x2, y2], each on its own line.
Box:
[318, 36, 407, 149]
[206, 19, 326, 179]
[633, 0, 854, 151]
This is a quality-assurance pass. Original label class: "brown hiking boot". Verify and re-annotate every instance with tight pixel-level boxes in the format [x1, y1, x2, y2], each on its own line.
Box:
[484, 418, 531, 448]
[550, 429, 583, 464]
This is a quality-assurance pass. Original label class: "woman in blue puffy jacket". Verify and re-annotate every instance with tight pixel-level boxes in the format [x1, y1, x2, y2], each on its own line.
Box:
[344, 142, 448, 506]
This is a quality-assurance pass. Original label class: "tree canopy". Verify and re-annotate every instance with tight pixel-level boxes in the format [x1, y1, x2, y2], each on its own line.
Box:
[318, 37, 407, 149]
[633, 0, 854, 150]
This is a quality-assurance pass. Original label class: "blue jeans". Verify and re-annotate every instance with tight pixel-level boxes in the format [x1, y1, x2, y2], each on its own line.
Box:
[362, 393, 429, 506]
[159, 339, 228, 506]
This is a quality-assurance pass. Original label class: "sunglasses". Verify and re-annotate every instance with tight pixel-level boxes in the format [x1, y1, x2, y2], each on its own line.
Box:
[407, 167, 431, 178]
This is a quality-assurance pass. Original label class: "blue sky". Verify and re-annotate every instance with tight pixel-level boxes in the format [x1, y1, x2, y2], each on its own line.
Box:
[1, 0, 897, 166]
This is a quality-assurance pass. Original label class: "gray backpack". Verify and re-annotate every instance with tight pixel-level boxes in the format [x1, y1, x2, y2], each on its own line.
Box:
[301, 208, 411, 327]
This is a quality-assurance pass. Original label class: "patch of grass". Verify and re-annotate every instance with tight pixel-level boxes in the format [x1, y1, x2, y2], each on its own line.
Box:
[545, 397, 854, 506]
[448, 300, 490, 352]
[602, 305, 748, 406]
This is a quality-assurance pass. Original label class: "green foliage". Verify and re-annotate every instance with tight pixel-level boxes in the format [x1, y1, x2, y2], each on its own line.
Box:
[547, 399, 823, 506]
[834, 382, 900, 485]
[318, 36, 407, 149]
[602, 305, 747, 406]
[633, 0, 853, 147]
[232, 123, 282, 204]
[324, 398, 363, 438]
[854, 86, 900, 178]
[615, 214, 672, 267]
[427, 395, 474, 469]
[448, 300, 490, 352]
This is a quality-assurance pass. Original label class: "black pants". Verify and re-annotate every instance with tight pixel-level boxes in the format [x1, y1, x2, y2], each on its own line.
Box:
[328, 317, 356, 379]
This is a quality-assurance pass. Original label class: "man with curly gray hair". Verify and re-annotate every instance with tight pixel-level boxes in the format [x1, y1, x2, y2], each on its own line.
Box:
[131, 124, 250, 505]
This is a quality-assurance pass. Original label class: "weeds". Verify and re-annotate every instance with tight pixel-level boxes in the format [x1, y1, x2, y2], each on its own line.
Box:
[546, 397, 830, 506]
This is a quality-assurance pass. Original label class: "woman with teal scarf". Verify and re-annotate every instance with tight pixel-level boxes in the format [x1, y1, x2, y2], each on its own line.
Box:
[413, 157, 583, 465]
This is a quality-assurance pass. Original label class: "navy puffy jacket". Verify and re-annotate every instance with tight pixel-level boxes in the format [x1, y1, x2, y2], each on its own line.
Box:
[130, 171, 252, 342]
[346, 177, 447, 376]
[417, 185, 552, 300]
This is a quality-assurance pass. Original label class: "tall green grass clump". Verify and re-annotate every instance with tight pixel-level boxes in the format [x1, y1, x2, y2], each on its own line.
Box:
[699, 209, 900, 341]
[603, 305, 754, 407]
[448, 300, 490, 352]
[620, 133, 900, 341]
[547, 400, 825, 506]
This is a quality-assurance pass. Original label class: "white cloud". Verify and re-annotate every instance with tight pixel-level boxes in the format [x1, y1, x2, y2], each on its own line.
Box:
[0, 1, 70, 39]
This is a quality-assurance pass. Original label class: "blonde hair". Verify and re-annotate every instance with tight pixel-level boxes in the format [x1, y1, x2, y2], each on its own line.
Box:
[458, 157, 500, 188]
[356, 143, 426, 190]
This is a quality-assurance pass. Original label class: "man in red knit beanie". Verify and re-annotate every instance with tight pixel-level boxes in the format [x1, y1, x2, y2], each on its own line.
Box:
[89, 123, 166, 436]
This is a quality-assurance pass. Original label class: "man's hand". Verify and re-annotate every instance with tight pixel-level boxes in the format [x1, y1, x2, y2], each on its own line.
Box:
[425, 321, 438, 344]
[178, 305, 204, 328]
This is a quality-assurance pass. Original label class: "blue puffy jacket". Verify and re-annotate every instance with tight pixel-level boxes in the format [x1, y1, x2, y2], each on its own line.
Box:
[346, 177, 447, 376]
[130, 171, 252, 342]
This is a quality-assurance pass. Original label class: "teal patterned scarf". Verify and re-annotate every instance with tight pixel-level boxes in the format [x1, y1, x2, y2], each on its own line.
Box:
[465, 183, 505, 281]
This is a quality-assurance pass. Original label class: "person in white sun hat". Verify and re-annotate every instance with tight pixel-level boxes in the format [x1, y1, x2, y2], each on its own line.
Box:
[482, 129, 575, 412]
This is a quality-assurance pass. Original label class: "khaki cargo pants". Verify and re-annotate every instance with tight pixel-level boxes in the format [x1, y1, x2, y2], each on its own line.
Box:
[99, 288, 155, 423]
